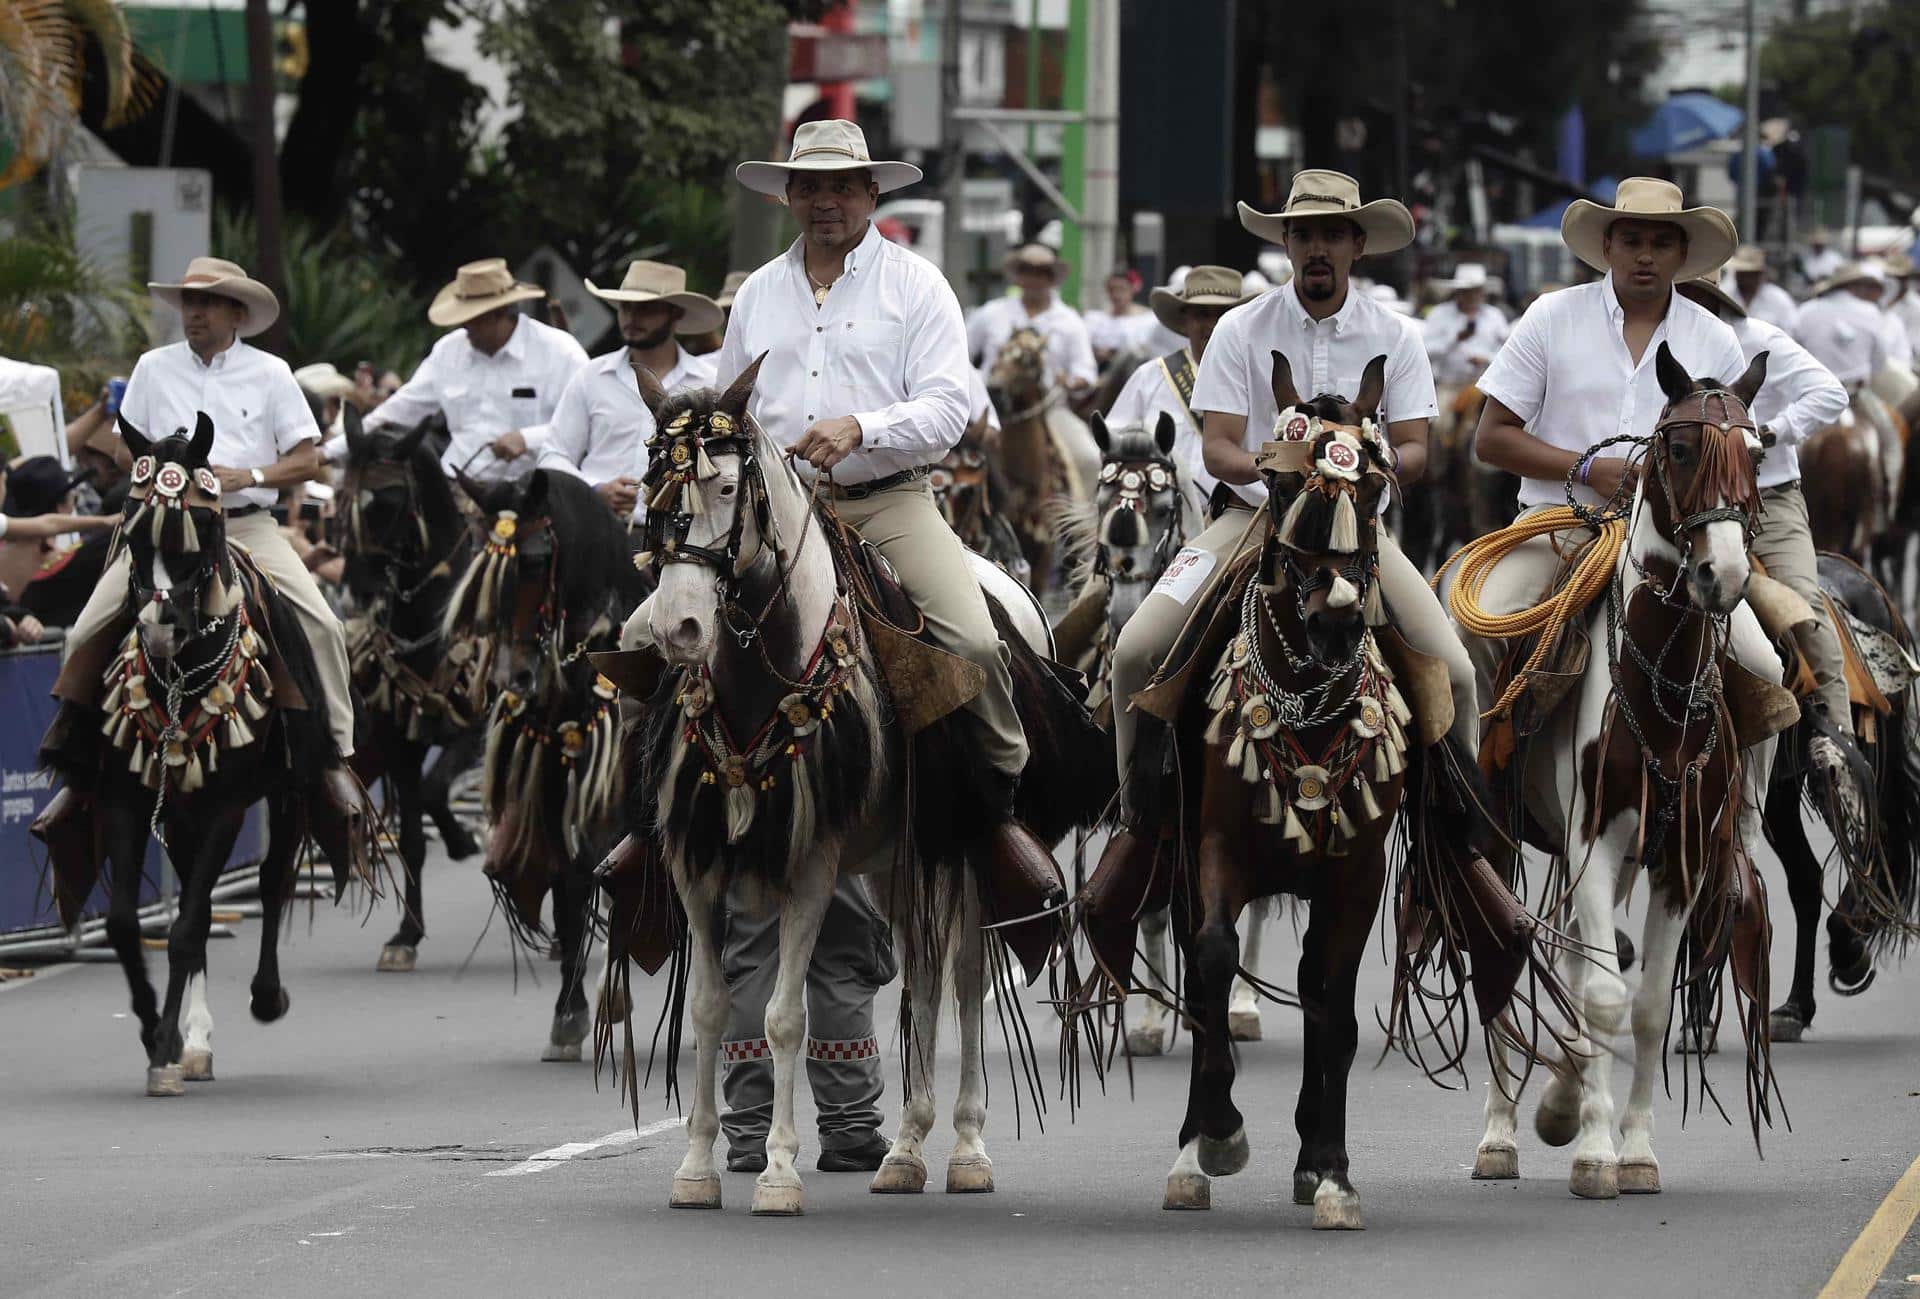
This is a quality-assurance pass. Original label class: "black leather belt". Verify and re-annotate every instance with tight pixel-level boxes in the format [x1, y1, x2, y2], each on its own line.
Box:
[1761, 480, 1799, 495]
[226, 504, 265, 519]
[824, 464, 931, 500]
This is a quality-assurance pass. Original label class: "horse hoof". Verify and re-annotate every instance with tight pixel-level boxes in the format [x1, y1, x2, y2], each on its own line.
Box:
[1618, 1158, 1661, 1194]
[1534, 1097, 1579, 1148]
[1769, 1007, 1809, 1043]
[751, 1177, 805, 1217]
[1673, 1028, 1718, 1056]
[1569, 1158, 1619, 1200]
[669, 1174, 722, 1209]
[376, 944, 417, 973]
[1473, 1144, 1518, 1180]
[945, 1156, 994, 1194]
[869, 1154, 927, 1194]
[1197, 1128, 1249, 1177]
[1312, 1180, 1365, 1231]
[541, 1040, 583, 1063]
[180, 1049, 214, 1082]
[146, 1065, 185, 1097]
[1163, 1172, 1211, 1210]
[1228, 1008, 1264, 1041]
[442, 823, 480, 861]
[1125, 1025, 1166, 1056]
[1293, 1169, 1320, 1205]
[249, 985, 290, 1023]
[1830, 956, 1876, 998]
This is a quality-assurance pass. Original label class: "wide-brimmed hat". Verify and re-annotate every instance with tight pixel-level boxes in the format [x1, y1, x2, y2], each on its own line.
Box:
[1237, 169, 1415, 256]
[1561, 177, 1738, 283]
[1678, 275, 1746, 319]
[1432, 262, 1503, 296]
[429, 258, 546, 328]
[2, 454, 90, 517]
[735, 118, 922, 199]
[148, 257, 281, 338]
[1811, 261, 1885, 299]
[1883, 251, 1915, 280]
[293, 362, 356, 400]
[1149, 265, 1255, 334]
[1727, 244, 1767, 274]
[585, 260, 723, 334]
[715, 270, 751, 310]
[1005, 242, 1069, 283]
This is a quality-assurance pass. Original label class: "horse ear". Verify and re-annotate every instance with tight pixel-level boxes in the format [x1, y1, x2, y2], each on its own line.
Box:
[632, 361, 671, 422]
[1654, 342, 1695, 405]
[521, 469, 549, 518]
[188, 411, 216, 464]
[392, 411, 432, 462]
[1353, 355, 1388, 421]
[1154, 410, 1177, 457]
[1269, 350, 1301, 412]
[343, 403, 367, 458]
[1090, 410, 1111, 455]
[1731, 350, 1769, 409]
[119, 415, 151, 460]
[718, 352, 767, 420]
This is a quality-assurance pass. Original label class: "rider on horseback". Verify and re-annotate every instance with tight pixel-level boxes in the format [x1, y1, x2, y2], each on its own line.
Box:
[969, 243, 1097, 390]
[43, 258, 364, 831]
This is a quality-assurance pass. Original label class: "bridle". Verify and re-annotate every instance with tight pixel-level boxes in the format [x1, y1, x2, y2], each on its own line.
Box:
[1263, 417, 1390, 666]
[1646, 387, 1762, 549]
[1092, 448, 1187, 589]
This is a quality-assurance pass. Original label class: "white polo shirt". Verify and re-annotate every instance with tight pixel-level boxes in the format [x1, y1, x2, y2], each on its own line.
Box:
[969, 293, 1099, 386]
[1422, 299, 1511, 387]
[1730, 316, 1847, 489]
[536, 343, 717, 498]
[1108, 348, 1215, 516]
[1084, 307, 1162, 357]
[712, 221, 971, 485]
[118, 339, 319, 509]
[1477, 278, 1747, 510]
[365, 315, 587, 483]
[1793, 293, 1890, 386]
[1190, 281, 1437, 506]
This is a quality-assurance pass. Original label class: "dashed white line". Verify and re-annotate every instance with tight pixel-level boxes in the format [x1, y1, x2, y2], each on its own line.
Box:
[484, 1116, 686, 1178]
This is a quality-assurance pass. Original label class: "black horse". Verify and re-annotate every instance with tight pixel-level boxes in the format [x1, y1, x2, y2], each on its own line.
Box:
[339, 410, 487, 972]
[38, 414, 366, 1095]
[444, 467, 649, 1059]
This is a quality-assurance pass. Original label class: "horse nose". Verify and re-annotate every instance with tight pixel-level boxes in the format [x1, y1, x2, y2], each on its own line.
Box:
[1106, 510, 1144, 548]
[666, 617, 704, 653]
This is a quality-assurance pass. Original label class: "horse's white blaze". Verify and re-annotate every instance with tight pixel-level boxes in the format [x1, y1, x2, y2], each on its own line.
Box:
[1326, 574, 1359, 610]
[1694, 517, 1750, 610]
[649, 460, 745, 663]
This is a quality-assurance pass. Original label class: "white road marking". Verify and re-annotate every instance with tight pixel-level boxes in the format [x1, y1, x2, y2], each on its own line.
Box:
[484, 1116, 686, 1178]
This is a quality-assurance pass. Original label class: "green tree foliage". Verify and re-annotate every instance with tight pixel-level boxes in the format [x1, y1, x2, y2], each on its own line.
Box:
[0, 195, 145, 407]
[1761, 6, 1919, 188]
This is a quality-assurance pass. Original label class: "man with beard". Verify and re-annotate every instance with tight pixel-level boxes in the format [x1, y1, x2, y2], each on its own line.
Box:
[536, 261, 721, 523]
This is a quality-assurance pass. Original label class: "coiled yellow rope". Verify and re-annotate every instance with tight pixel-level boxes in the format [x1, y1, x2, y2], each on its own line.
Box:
[1432, 506, 1625, 719]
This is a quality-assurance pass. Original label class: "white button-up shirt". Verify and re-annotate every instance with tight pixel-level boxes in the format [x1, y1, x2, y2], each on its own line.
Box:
[1084, 307, 1163, 357]
[1793, 293, 1890, 387]
[1731, 316, 1847, 488]
[1422, 299, 1511, 387]
[365, 315, 587, 483]
[1803, 247, 1846, 282]
[1478, 278, 1747, 510]
[1725, 278, 1799, 334]
[536, 344, 717, 500]
[967, 368, 1001, 433]
[1109, 347, 1215, 516]
[969, 293, 1099, 385]
[118, 339, 319, 509]
[713, 221, 971, 484]
[1191, 282, 1437, 506]
[1889, 293, 1920, 366]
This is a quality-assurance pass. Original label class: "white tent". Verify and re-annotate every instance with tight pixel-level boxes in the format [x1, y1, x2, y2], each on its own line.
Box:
[0, 357, 68, 464]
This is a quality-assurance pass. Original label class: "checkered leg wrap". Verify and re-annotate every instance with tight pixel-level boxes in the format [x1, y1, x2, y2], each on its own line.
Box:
[805, 1035, 880, 1062]
[721, 1038, 770, 1067]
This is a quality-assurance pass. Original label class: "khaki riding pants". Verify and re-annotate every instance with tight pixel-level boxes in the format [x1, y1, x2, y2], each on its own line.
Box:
[68, 511, 357, 756]
[622, 477, 1029, 779]
[1110, 507, 1481, 809]
[1752, 483, 1852, 737]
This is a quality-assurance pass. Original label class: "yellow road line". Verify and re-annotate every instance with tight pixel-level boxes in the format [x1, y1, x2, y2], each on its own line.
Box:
[1818, 1149, 1920, 1299]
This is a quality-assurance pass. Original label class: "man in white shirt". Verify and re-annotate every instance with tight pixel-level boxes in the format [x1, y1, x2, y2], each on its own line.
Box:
[363, 259, 587, 483]
[53, 257, 362, 822]
[1796, 263, 1892, 388]
[968, 244, 1098, 388]
[1106, 265, 1253, 522]
[535, 260, 719, 521]
[1801, 228, 1845, 284]
[1722, 244, 1798, 333]
[1423, 263, 1510, 389]
[1885, 253, 1920, 366]
[1083, 267, 1159, 366]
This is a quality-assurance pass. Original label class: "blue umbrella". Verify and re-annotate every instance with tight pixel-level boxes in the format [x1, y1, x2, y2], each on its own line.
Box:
[1520, 176, 1619, 229]
[1630, 92, 1744, 158]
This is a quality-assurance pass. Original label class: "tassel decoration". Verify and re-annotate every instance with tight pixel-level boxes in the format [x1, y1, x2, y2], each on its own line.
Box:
[1330, 490, 1358, 553]
[1282, 804, 1313, 853]
[1359, 781, 1383, 823]
[1363, 581, 1386, 626]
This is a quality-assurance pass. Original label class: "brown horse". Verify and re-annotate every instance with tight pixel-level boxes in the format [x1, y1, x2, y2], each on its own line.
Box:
[1800, 417, 1881, 561]
[987, 326, 1100, 592]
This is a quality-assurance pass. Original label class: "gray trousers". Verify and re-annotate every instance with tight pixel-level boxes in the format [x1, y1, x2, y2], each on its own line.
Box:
[721, 872, 897, 1156]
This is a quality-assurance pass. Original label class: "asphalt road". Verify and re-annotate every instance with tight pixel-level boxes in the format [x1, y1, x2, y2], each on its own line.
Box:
[3, 826, 1917, 1299]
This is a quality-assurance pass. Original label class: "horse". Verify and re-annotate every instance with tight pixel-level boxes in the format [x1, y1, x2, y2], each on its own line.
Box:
[38, 414, 367, 1095]
[1467, 343, 1781, 1199]
[629, 361, 1108, 1216]
[337, 410, 488, 973]
[929, 436, 1031, 587]
[442, 466, 648, 1061]
[1071, 344, 1149, 422]
[1765, 553, 1920, 1041]
[987, 326, 1101, 593]
[1799, 416, 1882, 563]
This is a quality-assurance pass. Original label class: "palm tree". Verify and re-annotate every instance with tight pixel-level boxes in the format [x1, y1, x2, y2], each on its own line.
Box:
[0, 0, 143, 190]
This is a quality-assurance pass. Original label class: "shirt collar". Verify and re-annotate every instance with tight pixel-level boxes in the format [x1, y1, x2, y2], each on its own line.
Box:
[468, 316, 527, 365]
[784, 220, 886, 278]
[1286, 280, 1360, 334]
[190, 337, 242, 372]
[1601, 273, 1676, 324]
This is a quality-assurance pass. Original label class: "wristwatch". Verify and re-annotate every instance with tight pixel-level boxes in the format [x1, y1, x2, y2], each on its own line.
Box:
[250, 468, 266, 487]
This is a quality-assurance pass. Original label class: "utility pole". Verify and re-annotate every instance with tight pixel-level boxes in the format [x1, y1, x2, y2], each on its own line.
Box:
[1740, 0, 1760, 242]
[1078, 0, 1119, 309]
[243, 0, 288, 355]
[940, 0, 967, 301]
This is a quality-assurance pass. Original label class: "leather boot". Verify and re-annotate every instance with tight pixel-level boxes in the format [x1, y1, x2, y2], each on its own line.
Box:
[1079, 826, 1168, 989]
[595, 833, 685, 976]
[31, 786, 102, 931]
[311, 765, 370, 893]
[980, 819, 1067, 984]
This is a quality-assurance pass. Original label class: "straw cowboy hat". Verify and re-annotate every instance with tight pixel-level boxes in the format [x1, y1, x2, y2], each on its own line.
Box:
[1149, 265, 1256, 334]
[735, 118, 922, 199]
[148, 257, 280, 338]
[1810, 261, 1885, 299]
[1562, 178, 1738, 283]
[429, 258, 546, 328]
[1237, 169, 1415, 255]
[293, 362, 356, 400]
[584, 260, 723, 334]
[715, 270, 751, 310]
[1680, 275, 1746, 319]
[1727, 244, 1768, 274]
[1005, 242, 1069, 282]
[1432, 262, 1504, 296]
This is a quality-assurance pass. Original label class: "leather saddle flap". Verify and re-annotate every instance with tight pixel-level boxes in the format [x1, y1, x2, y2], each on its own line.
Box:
[1723, 657, 1802, 748]
[1377, 625, 1455, 748]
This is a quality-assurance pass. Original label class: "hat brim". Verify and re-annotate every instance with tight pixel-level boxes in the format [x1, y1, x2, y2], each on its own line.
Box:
[583, 282, 724, 334]
[149, 278, 282, 338]
[1560, 200, 1738, 284]
[1237, 198, 1415, 256]
[1004, 256, 1070, 283]
[735, 158, 923, 199]
[1810, 269, 1884, 300]
[1680, 276, 1746, 319]
[1149, 287, 1257, 335]
[427, 282, 547, 328]
[300, 374, 358, 400]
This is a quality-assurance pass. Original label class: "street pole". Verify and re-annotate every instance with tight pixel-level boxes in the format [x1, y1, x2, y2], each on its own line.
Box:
[243, 0, 288, 355]
[940, 0, 967, 302]
[1741, 0, 1760, 242]
[1079, 0, 1119, 309]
